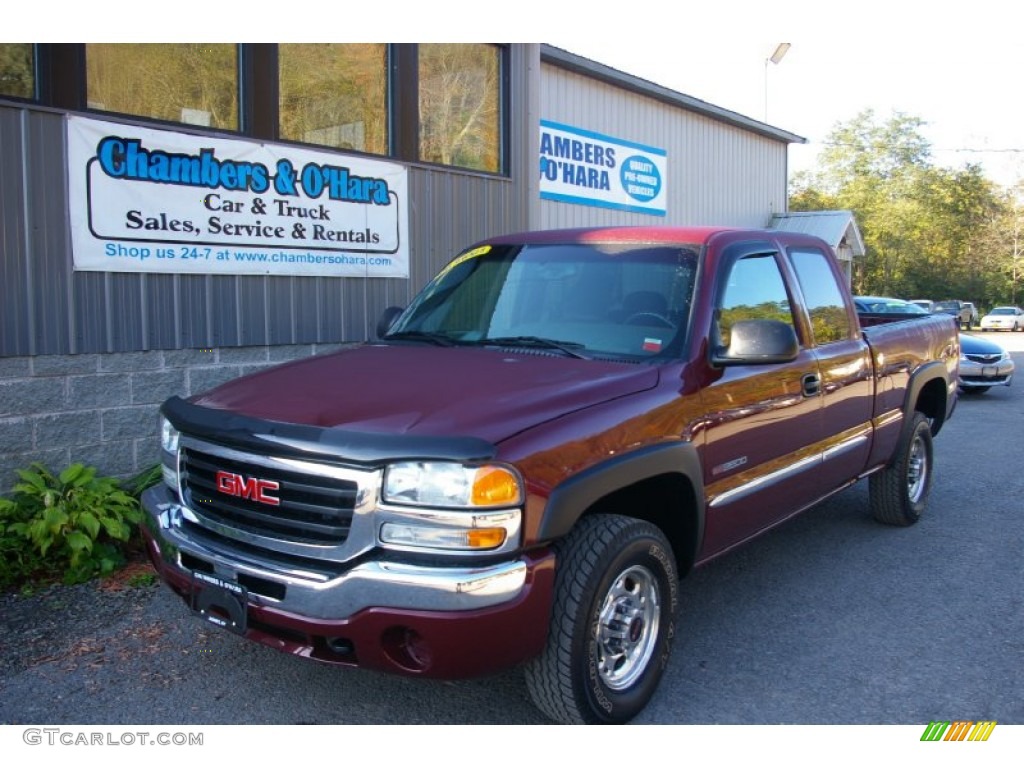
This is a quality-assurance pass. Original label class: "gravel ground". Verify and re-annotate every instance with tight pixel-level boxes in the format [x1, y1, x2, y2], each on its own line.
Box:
[0, 557, 548, 726]
[0, 575, 159, 683]
[0, 560, 205, 724]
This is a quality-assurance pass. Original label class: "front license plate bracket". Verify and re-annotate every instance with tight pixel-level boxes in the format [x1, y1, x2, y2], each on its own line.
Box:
[190, 571, 248, 635]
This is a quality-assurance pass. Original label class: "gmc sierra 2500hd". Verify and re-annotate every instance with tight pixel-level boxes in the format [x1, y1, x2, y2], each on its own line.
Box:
[142, 226, 959, 724]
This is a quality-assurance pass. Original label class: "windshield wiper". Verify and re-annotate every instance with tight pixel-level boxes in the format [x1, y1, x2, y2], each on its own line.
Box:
[474, 335, 591, 360]
[382, 330, 457, 347]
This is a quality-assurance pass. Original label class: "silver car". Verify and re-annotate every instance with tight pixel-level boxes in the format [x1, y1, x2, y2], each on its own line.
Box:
[958, 333, 1014, 394]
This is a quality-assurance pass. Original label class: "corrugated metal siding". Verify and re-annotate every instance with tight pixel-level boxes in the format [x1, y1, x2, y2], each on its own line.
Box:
[0, 46, 535, 357]
[540, 65, 789, 230]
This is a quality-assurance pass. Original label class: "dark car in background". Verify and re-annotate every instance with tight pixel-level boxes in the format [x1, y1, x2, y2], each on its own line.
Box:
[933, 300, 977, 330]
[854, 296, 929, 316]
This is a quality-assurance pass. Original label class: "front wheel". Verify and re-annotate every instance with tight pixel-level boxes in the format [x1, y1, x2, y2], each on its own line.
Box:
[869, 412, 934, 526]
[525, 514, 678, 724]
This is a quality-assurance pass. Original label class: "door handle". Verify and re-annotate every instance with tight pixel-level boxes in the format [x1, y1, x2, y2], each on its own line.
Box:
[801, 373, 820, 397]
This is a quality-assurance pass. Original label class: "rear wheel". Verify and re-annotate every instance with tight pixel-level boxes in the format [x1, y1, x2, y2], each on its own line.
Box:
[870, 412, 933, 526]
[525, 514, 678, 724]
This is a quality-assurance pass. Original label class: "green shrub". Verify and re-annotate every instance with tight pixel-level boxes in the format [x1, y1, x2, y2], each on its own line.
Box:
[0, 462, 143, 585]
[124, 463, 163, 499]
[0, 507, 47, 589]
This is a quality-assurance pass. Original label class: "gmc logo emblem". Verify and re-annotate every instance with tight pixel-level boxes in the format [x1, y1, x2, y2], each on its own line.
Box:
[215, 470, 281, 506]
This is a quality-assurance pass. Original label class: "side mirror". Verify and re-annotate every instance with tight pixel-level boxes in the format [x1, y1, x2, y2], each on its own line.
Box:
[376, 306, 404, 339]
[713, 319, 799, 366]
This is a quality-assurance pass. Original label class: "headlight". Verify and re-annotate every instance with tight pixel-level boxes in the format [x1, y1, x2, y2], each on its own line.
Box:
[383, 461, 523, 508]
[379, 515, 515, 551]
[160, 417, 180, 454]
[379, 462, 523, 553]
[159, 417, 180, 489]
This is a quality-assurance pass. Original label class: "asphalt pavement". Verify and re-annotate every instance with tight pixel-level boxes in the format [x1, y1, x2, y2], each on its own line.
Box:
[1, 335, 1021, 728]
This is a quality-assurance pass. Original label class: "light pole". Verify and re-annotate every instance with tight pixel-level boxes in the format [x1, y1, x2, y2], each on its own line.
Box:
[764, 43, 791, 122]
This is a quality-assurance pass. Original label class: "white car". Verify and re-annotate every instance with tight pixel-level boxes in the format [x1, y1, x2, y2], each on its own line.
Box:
[980, 306, 1024, 332]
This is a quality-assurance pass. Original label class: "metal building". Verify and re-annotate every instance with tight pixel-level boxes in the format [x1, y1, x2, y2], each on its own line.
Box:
[0, 43, 804, 488]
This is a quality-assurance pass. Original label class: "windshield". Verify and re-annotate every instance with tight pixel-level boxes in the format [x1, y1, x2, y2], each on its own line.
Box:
[991, 307, 1015, 315]
[933, 301, 960, 311]
[387, 242, 699, 360]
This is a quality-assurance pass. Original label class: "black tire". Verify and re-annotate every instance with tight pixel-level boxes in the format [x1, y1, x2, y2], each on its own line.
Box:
[869, 412, 933, 526]
[524, 514, 678, 724]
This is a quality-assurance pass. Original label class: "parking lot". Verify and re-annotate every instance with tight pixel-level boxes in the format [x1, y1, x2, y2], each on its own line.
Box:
[1, 338, 1022, 728]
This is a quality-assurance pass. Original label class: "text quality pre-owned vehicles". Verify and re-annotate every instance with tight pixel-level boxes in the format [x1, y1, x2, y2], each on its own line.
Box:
[142, 227, 959, 724]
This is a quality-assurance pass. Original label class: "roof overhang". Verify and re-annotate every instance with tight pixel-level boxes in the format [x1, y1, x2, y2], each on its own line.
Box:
[770, 211, 866, 258]
[541, 44, 807, 146]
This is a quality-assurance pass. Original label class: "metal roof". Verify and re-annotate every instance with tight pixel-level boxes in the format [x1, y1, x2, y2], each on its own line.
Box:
[540, 44, 807, 146]
[770, 210, 866, 256]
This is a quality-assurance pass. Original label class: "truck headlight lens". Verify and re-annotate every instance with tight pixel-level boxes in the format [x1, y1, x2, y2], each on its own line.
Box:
[159, 417, 180, 488]
[379, 522, 510, 550]
[160, 417, 180, 454]
[383, 462, 523, 508]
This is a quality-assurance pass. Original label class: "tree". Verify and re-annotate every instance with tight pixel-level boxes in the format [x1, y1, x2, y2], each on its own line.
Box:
[790, 110, 1010, 306]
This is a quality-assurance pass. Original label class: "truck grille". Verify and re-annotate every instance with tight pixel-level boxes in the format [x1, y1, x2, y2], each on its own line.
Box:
[179, 446, 358, 545]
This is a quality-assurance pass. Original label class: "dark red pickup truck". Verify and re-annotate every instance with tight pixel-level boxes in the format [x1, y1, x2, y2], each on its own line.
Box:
[142, 226, 959, 724]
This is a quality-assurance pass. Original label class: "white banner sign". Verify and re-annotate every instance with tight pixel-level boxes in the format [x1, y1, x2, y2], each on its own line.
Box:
[67, 116, 409, 277]
[539, 120, 667, 216]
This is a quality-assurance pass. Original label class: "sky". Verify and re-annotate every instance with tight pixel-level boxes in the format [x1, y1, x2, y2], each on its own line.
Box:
[545, 2, 1024, 189]
[11, 1, 1024, 189]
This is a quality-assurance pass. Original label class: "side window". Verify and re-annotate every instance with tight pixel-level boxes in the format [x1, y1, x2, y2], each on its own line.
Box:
[788, 248, 853, 344]
[717, 253, 796, 346]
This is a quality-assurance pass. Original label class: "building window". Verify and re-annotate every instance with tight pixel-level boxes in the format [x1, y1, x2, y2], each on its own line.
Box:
[279, 44, 388, 154]
[0, 44, 34, 99]
[418, 43, 501, 173]
[85, 44, 239, 129]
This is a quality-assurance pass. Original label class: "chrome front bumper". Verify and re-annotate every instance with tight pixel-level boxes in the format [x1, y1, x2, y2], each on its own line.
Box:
[141, 485, 530, 620]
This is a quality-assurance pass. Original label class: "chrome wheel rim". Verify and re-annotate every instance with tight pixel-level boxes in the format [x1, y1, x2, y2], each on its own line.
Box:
[907, 434, 929, 504]
[595, 564, 661, 691]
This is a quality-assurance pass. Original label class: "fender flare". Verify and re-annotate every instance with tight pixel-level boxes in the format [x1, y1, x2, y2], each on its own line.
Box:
[536, 441, 705, 562]
[903, 360, 953, 437]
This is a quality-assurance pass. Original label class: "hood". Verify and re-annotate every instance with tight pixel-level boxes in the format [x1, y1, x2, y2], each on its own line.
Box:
[190, 343, 660, 444]
[959, 333, 1008, 356]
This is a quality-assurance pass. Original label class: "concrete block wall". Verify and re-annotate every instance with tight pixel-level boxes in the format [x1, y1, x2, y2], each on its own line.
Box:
[0, 343, 353, 494]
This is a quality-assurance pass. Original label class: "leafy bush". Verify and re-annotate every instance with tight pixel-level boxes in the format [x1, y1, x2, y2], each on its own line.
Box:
[0, 506, 45, 589]
[0, 463, 144, 586]
[123, 463, 163, 499]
